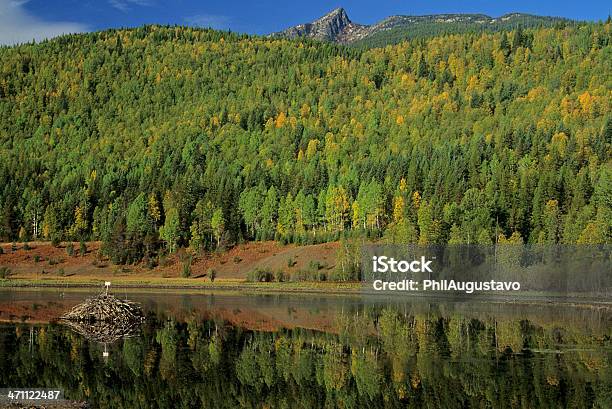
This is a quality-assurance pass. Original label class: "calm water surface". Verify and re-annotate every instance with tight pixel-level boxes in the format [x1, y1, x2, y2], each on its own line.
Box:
[0, 289, 610, 408]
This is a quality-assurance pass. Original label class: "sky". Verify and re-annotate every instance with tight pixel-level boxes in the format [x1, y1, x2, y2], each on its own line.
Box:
[1, 0, 610, 46]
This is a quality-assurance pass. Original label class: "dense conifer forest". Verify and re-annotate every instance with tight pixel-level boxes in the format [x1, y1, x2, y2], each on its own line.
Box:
[0, 23, 610, 264]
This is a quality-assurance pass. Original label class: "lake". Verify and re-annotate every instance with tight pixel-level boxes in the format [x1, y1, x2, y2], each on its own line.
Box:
[0, 289, 610, 408]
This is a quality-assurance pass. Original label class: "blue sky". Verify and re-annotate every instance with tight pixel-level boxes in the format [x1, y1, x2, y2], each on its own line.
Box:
[1, 0, 610, 45]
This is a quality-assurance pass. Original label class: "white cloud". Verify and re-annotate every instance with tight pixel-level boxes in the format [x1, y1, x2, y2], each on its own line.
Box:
[184, 14, 230, 29]
[0, 0, 87, 46]
[109, 0, 152, 13]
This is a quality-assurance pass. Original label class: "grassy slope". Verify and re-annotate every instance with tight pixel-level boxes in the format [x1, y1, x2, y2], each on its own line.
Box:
[0, 240, 341, 288]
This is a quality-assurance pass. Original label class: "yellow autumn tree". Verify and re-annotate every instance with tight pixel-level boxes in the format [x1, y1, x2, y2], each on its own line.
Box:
[275, 111, 287, 128]
[148, 193, 161, 227]
[393, 196, 405, 223]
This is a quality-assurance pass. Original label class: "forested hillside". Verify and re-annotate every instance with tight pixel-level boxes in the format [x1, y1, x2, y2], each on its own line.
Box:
[0, 24, 610, 264]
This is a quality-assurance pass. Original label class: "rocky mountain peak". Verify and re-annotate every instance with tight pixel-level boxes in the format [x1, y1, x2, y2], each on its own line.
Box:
[318, 7, 351, 26]
[312, 7, 353, 40]
[273, 7, 368, 43]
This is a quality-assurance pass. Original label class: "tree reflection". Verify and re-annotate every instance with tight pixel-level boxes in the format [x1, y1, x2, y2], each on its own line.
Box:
[0, 306, 610, 408]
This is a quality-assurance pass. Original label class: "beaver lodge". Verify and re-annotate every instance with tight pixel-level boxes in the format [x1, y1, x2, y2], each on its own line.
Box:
[61, 293, 145, 323]
[60, 293, 145, 343]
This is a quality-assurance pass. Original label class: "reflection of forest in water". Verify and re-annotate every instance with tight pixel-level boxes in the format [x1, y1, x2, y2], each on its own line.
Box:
[0, 302, 610, 408]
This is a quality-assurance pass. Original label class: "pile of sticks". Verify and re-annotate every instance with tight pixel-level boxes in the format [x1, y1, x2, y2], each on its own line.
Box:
[60, 293, 145, 324]
[61, 319, 141, 343]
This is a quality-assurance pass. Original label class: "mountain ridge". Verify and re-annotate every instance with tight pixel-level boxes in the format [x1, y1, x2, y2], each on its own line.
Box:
[272, 8, 572, 45]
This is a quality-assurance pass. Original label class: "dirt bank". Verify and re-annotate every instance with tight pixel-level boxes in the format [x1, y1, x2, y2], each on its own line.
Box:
[0, 240, 339, 283]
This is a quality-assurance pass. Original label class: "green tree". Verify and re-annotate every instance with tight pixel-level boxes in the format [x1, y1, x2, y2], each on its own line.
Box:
[126, 193, 149, 237]
[23, 191, 43, 239]
[542, 200, 560, 244]
[211, 208, 225, 248]
[260, 187, 278, 240]
[417, 200, 440, 244]
[42, 204, 61, 244]
[160, 207, 180, 253]
[277, 192, 295, 239]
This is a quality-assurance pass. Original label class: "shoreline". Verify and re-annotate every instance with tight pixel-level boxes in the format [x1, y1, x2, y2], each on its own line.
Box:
[1, 278, 611, 307]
